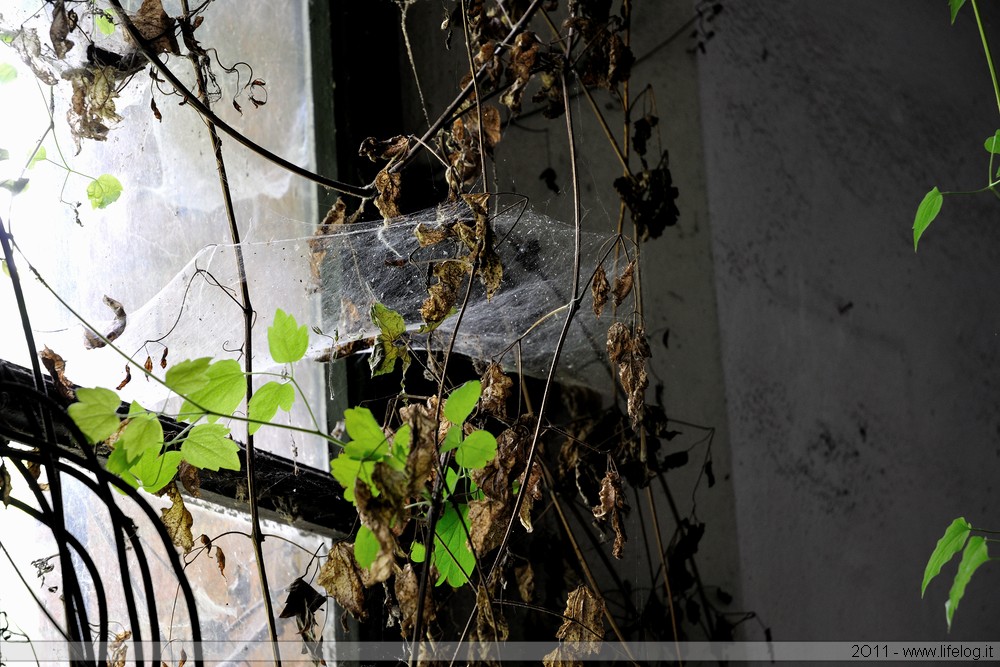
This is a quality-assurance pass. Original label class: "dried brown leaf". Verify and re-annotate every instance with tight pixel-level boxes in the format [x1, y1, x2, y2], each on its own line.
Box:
[475, 584, 509, 642]
[480, 362, 512, 419]
[592, 470, 628, 559]
[49, 0, 76, 60]
[592, 264, 609, 318]
[143, 355, 154, 375]
[127, 0, 180, 55]
[359, 135, 409, 163]
[150, 96, 162, 122]
[559, 585, 605, 643]
[215, 545, 226, 579]
[613, 153, 680, 241]
[160, 347, 169, 369]
[518, 462, 543, 532]
[501, 31, 540, 114]
[1, 462, 11, 508]
[420, 260, 467, 324]
[279, 577, 326, 620]
[606, 322, 631, 365]
[83, 295, 127, 349]
[160, 485, 193, 553]
[39, 346, 75, 401]
[309, 199, 346, 289]
[10, 29, 58, 86]
[353, 479, 400, 587]
[399, 400, 438, 498]
[514, 562, 534, 603]
[317, 542, 367, 621]
[116, 364, 131, 391]
[177, 461, 200, 497]
[612, 259, 635, 306]
[374, 169, 402, 221]
[414, 222, 453, 247]
[108, 630, 131, 667]
[396, 563, 435, 638]
[468, 498, 511, 555]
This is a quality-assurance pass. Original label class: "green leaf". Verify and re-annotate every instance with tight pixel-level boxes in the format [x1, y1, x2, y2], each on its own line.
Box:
[371, 302, 406, 341]
[434, 504, 475, 587]
[455, 429, 497, 469]
[1, 178, 29, 195]
[913, 187, 943, 252]
[2, 259, 9, 278]
[923, 517, 972, 596]
[385, 424, 411, 471]
[180, 359, 246, 422]
[119, 408, 164, 461]
[165, 357, 212, 396]
[106, 444, 135, 477]
[0, 33, 14, 46]
[343, 407, 389, 459]
[330, 455, 377, 503]
[132, 449, 181, 493]
[0, 63, 17, 83]
[86, 174, 123, 209]
[410, 541, 426, 563]
[440, 425, 462, 454]
[949, 0, 967, 23]
[28, 146, 45, 169]
[268, 309, 309, 364]
[945, 536, 989, 631]
[444, 380, 481, 424]
[95, 13, 115, 35]
[68, 387, 121, 444]
[985, 130, 1000, 154]
[354, 525, 380, 569]
[0, 148, 8, 161]
[247, 381, 295, 434]
[180, 423, 240, 471]
[369, 341, 401, 377]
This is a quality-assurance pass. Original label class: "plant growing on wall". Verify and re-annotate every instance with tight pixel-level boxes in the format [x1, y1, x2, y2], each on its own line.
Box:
[0, 0, 741, 663]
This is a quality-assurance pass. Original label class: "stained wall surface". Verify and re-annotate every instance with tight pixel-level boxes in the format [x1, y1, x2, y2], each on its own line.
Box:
[698, 0, 1000, 640]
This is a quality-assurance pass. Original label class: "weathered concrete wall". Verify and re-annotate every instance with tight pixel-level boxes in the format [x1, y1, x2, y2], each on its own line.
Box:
[699, 0, 1000, 640]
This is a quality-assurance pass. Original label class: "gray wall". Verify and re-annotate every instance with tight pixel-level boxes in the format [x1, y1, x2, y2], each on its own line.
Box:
[699, 0, 1000, 640]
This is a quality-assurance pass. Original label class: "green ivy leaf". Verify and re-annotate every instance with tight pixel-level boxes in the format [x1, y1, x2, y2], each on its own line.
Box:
[1, 178, 29, 195]
[440, 425, 462, 454]
[455, 429, 497, 470]
[28, 146, 45, 169]
[444, 380, 481, 424]
[95, 13, 115, 35]
[354, 525, 380, 569]
[165, 357, 212, 395]
[0, 63, 17, 83]
[434, 504, 475, 587]
[371, 302, 406, 340]
[385, 424, 411, 472]
[106, 444, 135, 478]
[247, 380, 295, 434]
[269, 309, 309, 364]
[922, 517, 972, 597]
[946, 536, 989, 631]
[949, 0, 968, 23]
[343, 407, 389, 459]
[985, 130, 1000, 154]
[120, 405, 164, 461]
[68, 387, 121, 444]
[913, 187, 943, 252]
[86, 174, 123, 209]
[181, 423, 240, 471]
[330, 455, 377, 503]
[180, 359, 246, 422]
[132, 449, 182, 493]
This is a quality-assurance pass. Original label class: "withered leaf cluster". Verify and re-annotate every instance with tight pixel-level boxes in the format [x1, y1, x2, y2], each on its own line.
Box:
[160, 484, 194, 553]
[39, 346, 75, 401]
[446, 105, 501, 194]
[565, 0, 634, 90]
[480, 362, 513, 419]
[591, 469, 628, 559]
[317, 542, 367, 621]
[607, 321, 649, 431]
[126, 0, 181, 55]
[542, 584, 606, 666]
[614, 151, 680, 241]
[416, 194, 504, 325]
[396, 562, 435, 638]
[360, 135, 409, 220]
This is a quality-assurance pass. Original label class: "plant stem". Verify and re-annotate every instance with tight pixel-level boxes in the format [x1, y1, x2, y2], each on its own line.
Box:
[971, 0, 1000, 119]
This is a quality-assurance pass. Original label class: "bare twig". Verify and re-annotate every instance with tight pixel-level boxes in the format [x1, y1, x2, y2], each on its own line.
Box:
[106, 0, 373, 199]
